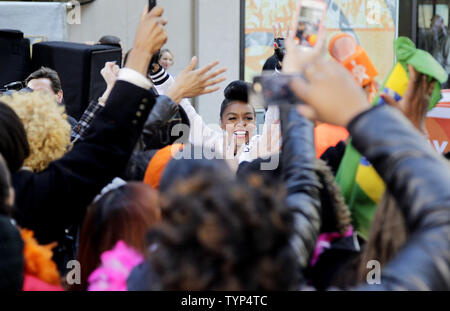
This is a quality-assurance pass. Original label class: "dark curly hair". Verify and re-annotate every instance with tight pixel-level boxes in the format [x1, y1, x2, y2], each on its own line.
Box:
[146, 173, 302, 290]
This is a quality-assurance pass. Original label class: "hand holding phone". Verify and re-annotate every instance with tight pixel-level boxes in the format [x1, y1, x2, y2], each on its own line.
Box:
[291, 0, 327, 49]
[251, 73, 306, 107]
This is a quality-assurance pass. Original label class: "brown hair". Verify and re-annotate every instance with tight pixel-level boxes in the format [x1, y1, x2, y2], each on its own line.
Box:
[356, 191, 407, 283]
[26, 67, 62, 94]
[72, 182, 161, 291]
[145, 173, 302, 290]
[315, 159, 352, 235]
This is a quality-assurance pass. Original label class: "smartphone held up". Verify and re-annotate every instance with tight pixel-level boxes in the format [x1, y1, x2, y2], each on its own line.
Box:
[291, 0, 327, 49]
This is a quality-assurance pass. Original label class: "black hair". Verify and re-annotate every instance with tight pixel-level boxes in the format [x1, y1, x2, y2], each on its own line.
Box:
[98, 35, 122, 48]
[237, 156, 282, 185]
[146, 172, 302, 290]
[0, 154, 12, 216]
[159, 148, 234, 193]
[219, 80, 254, 120]
[0, 102, 30, 173]
[123, 49, 161, 75]
[25, 67, 62, 94]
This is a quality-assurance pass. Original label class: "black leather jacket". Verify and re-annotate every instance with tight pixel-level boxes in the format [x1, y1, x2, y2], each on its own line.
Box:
[139, 95, 190, 151]
[142, 95, 179, 143]
[280, 106, 322, 271]
[125, 96, 188, 180]
[348, 105, 450, 291]
[280, 104, 449, 290]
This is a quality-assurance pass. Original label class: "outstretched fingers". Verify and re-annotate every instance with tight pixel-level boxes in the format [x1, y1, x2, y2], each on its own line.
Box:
[197, 60, 220, 75]
[204, 76, 227, 88]
[185, 56, 198, 72]
[201, 86, 222, 95]
[203, 67, 227, 82]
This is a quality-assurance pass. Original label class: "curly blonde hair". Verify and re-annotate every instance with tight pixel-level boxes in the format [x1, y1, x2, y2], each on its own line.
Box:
[0, 92, 71, 172]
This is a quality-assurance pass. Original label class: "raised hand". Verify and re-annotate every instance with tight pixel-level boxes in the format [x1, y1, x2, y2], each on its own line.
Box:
[273, 23, 283, 39]
[101, 62, 120, 88]
[290, 59, 370, 127]
[250, 120, 281, 161]
[223, 131, 243, 173]
[126, 6, 168, 76]
[282, 31, 326, 74]
[99, 61, 121, 104]
[381, 65, 435, 134]
[166, 56, 227, 104]
[272, 22, 291, 40]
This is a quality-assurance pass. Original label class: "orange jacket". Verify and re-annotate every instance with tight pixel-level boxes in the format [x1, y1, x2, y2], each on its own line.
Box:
[315, 124, 349, 158]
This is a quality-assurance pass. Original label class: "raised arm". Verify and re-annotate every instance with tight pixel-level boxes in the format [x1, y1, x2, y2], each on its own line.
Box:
[159, 56, 227, 149]
[290, 57, 450, 291]
[12, 5, 168, 244]
[280, 105, 321, 270]
[71, 62, 120, 143]
[350, 105, 450, 290]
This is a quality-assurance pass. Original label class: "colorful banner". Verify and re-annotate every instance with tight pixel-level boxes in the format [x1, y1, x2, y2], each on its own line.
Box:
[243, 0, 398, 83]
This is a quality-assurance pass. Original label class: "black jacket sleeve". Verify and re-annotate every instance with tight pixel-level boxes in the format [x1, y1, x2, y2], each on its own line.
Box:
[280, 106, 322, 271]
[350, 105, 450, 291]
[141, 95, 178, 148]
[12, 80, 158, 244]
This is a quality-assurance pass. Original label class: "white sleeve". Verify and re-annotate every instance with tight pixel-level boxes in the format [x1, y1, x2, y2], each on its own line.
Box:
[151, 68, 224, 151]
[118, 68, 153, 90]
[153, 71, 174, 95]
[179, 99, 223, 150]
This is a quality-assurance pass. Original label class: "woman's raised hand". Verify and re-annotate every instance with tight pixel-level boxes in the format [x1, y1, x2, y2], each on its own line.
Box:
[167, 57, 227, 104]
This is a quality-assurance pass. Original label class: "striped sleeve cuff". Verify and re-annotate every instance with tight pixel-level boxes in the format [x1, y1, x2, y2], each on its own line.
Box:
[149, 66, 170, 86]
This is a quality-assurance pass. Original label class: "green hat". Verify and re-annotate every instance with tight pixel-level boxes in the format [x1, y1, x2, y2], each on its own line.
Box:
[394, 37, 448, 109]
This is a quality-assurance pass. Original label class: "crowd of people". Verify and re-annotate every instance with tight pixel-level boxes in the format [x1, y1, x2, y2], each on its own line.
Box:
[0, 5, 449, 291]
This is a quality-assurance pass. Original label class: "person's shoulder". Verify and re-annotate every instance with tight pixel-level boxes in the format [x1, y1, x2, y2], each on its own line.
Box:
[11, 168, 34, 185]
[263, 54, 278, 71]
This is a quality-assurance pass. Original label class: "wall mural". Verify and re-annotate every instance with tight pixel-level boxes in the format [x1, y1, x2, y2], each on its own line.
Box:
[243, 0, 399, 83]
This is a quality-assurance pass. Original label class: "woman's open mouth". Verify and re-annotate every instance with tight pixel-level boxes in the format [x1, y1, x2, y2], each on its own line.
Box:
[234, 130, 247, 140]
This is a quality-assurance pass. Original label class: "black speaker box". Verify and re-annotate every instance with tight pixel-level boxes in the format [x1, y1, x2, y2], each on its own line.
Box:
[0, 30, 31, 88]
[31, 41, 122, 120]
